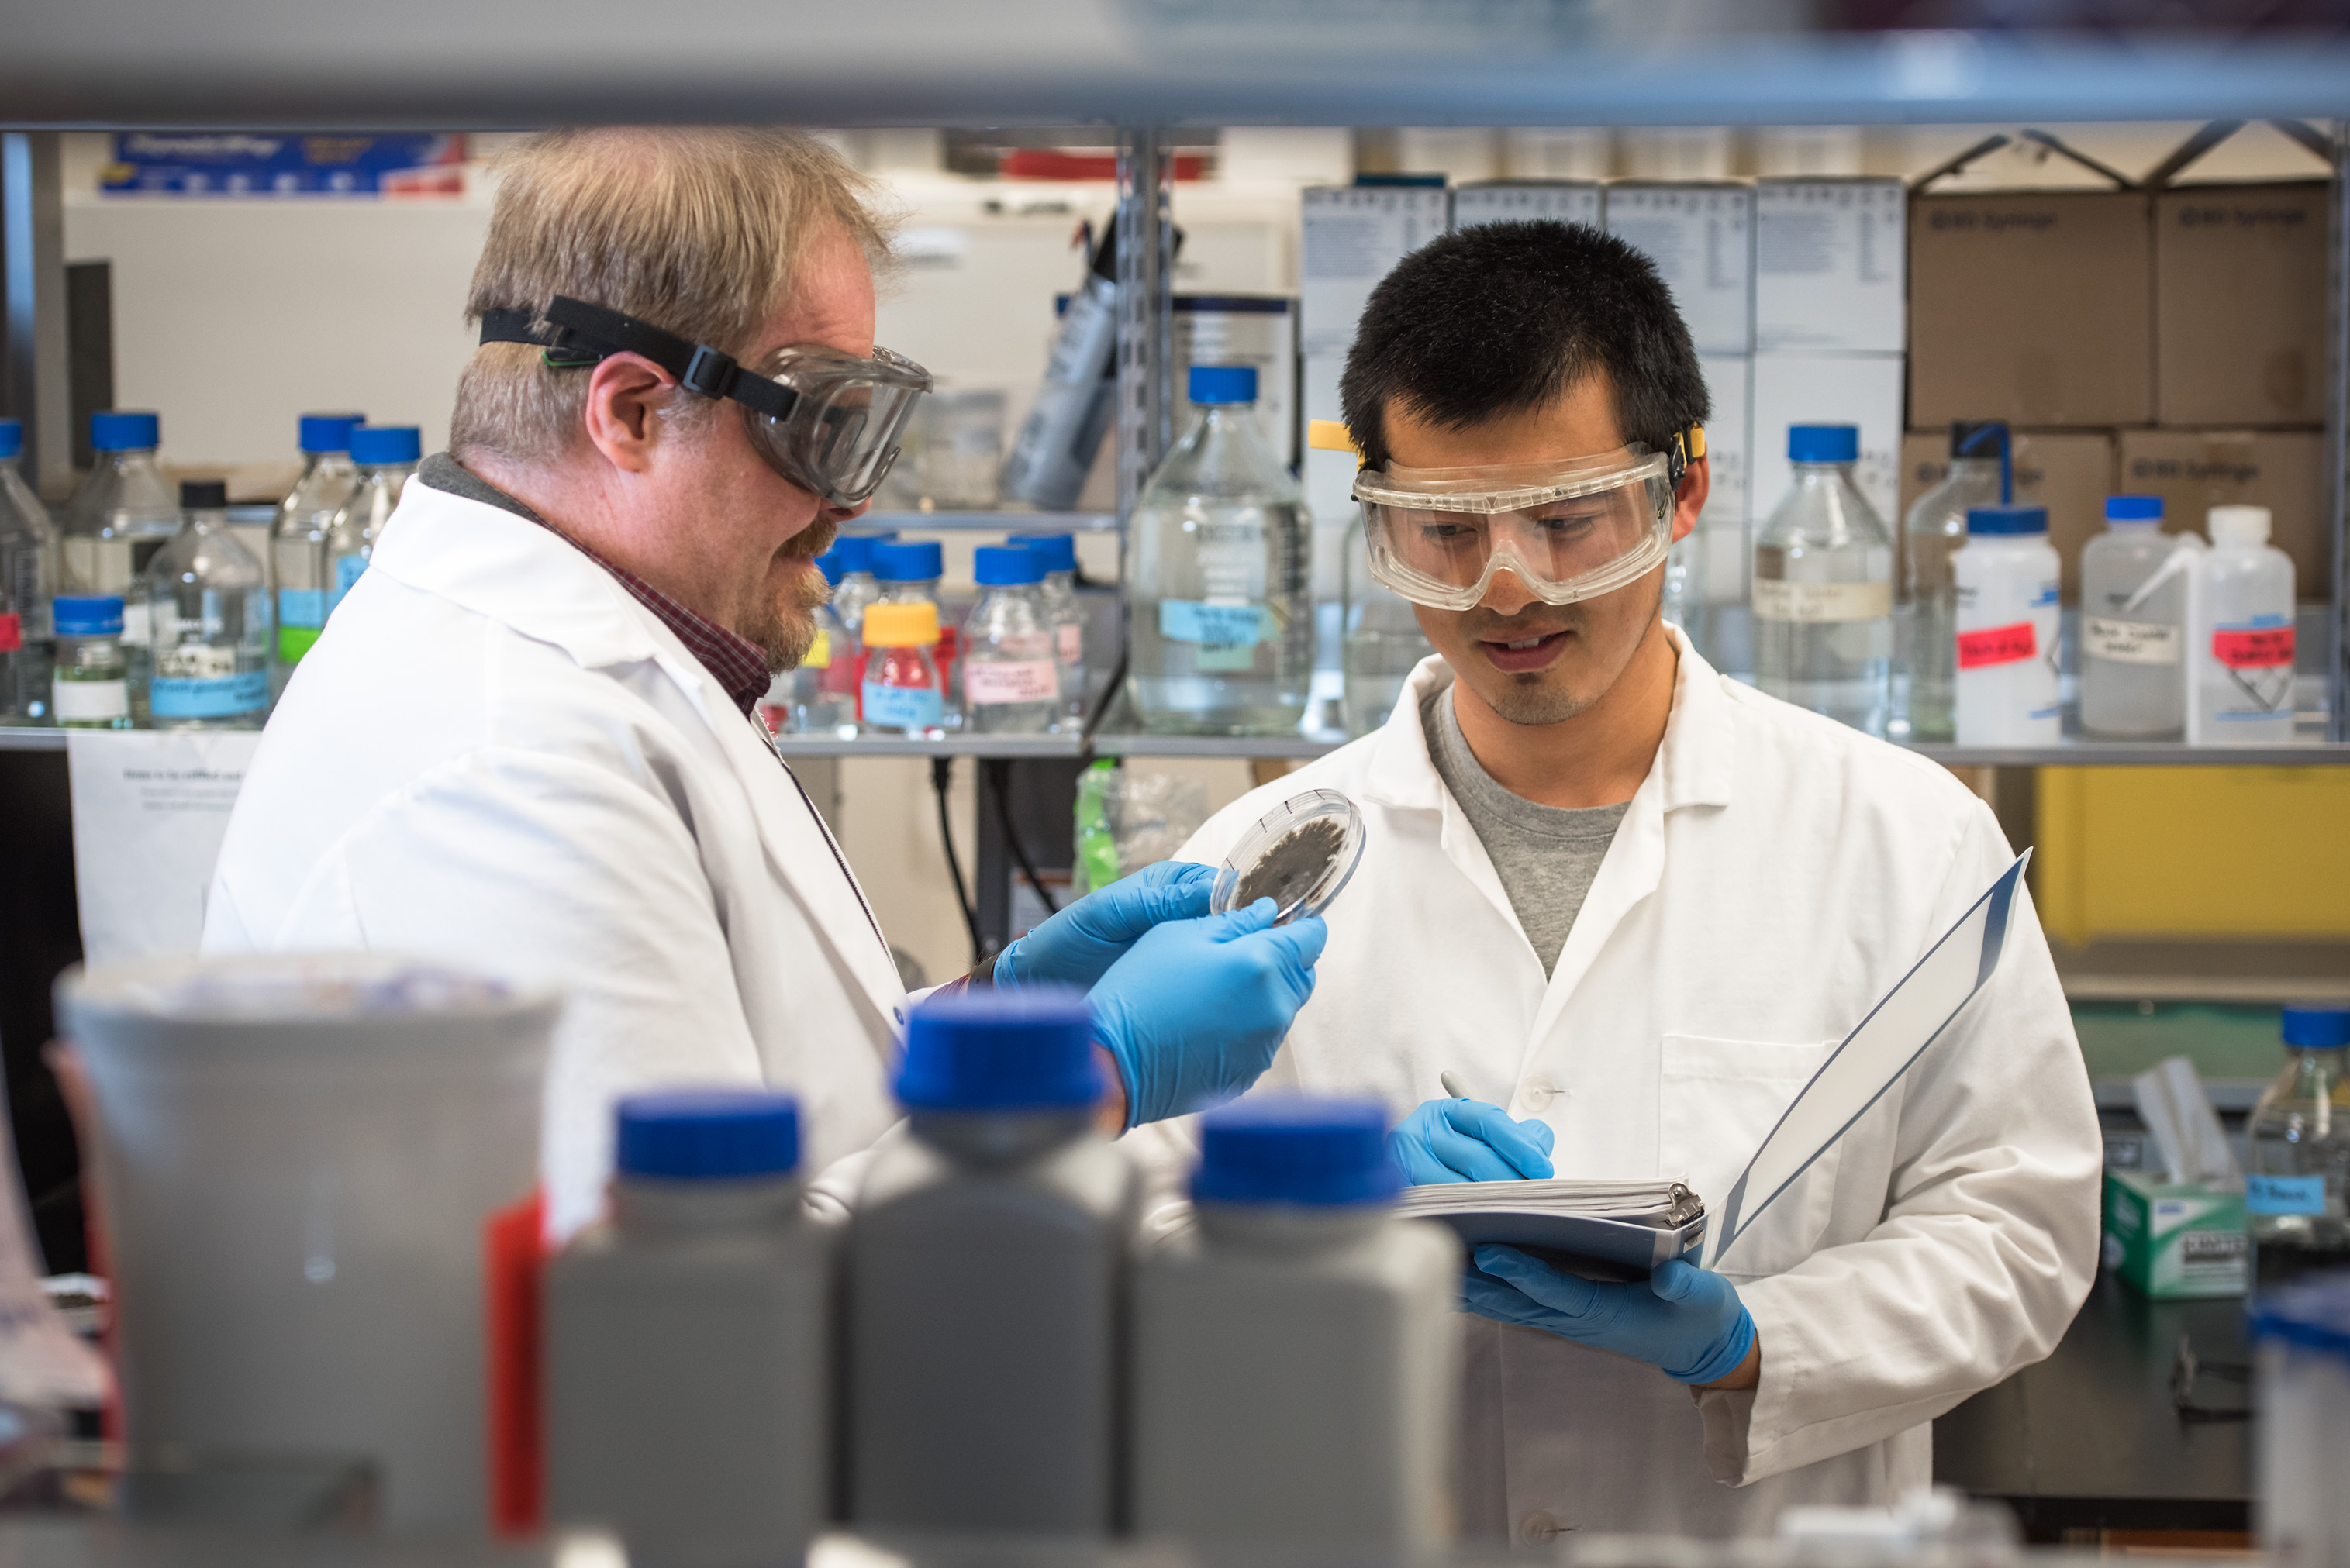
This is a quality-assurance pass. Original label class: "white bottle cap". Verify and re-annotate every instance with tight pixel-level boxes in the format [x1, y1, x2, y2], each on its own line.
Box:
[2208, 505, 2272, 546]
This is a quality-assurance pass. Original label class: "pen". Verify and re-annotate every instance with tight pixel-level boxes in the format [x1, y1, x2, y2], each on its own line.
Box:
[1440, 1070, 1468, 1099]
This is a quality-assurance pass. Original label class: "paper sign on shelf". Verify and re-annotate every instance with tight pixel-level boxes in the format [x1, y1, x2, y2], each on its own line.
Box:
[66, 730, 263, 966]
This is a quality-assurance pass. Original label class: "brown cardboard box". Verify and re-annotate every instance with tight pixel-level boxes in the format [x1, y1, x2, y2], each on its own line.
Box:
[2116, 429, 2330, 598]
[1898, 429, 2117, 601]
[1910, 191, 2154, 428]
[2155, 181, 2329, 426]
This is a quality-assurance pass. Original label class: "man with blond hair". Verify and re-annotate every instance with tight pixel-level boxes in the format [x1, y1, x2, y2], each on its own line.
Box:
[204, 128, 1326, 1235]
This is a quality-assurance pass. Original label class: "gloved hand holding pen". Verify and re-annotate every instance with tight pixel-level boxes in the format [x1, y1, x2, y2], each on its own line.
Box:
[1389, 1095, 1555, 1185]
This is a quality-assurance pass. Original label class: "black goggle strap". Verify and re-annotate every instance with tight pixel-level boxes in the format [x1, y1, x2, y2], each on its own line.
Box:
[478, 297, 797, 422]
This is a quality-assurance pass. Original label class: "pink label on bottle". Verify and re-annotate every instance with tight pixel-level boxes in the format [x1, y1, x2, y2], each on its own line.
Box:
[1057, 622, 1082, 663]
[2214, 626, 2295, 669]
[1956, 621, 2036, 669]
[964, 659, 1058, 705]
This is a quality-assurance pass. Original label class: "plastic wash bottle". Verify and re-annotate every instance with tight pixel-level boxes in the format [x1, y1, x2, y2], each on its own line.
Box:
[1952, 504, 2061, 747]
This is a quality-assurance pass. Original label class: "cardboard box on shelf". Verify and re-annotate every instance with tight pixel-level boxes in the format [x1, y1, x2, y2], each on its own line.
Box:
[1754, 178, 1906, 355]
[1299, 185, 1451, 357]
[2116, 429, 2330, 598]
[1602, 183, 1753, 357]
[1696, 356, 1751, 603]
[1910, 191, 2154, 429]
[1452, 181, 1602, 230]
[2155, 181, 2329, 427]
[1750, 352, 1904, 529]
[1898, 429, 2116, 601]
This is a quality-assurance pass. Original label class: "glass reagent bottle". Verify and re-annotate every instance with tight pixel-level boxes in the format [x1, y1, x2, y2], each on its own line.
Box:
[146, 480, 268, 730]
[859, 601, 947, 737]
[1753, 423, 1894, 736]
[324, 426, 422, 620]
[1902, 420, 2008, 742]
[270, 412, 364, 692]
[962, 545, 1058, 734]
[0, 419, 60, 723]
[51, 596, 132, 730]
[64, 411, 178, 722]
[1009, 531, 1089, 729]
[2247, 1005, 2350, 1291]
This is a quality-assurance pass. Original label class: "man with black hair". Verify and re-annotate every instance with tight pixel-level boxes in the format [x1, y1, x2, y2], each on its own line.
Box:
[1163, 222, 2099, 1535]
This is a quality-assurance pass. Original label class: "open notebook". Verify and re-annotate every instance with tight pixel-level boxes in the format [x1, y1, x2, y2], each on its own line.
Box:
[1403, 850, 2031, 1280]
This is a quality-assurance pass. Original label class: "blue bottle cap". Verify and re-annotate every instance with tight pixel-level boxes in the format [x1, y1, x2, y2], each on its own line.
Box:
[298, 412, 366, 454]
[829, 534, 894, 575]
[1967, 505, 2048, 536]
[974, 545, 1046, 587]
[53, 595, 125, 636]
[0, 419, 19, 460]
[874, 539, 944, 584]
[1786, 425, 1858, 464]
[90, 411, 160, 452]
[1192, 1095, 1404, 1207]
[895, 988, 1100, 1112]
[2248, 1277, 2350, 1360]
[1188, 365, 1258, 406]
[2105, 495, 2163, 526]
[349, 426, 422, 466]
[614, 1089, 801, 1180]
[1008, 532, 1078, 575]
[2284, 1005, 2350, 1050]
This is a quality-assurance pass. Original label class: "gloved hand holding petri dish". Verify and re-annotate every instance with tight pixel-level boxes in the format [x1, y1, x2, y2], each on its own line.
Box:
[1208, 790, 1366, 927]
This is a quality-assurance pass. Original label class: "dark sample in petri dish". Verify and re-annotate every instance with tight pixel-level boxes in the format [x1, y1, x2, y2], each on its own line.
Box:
[1210, 789, 1367, 925]
[1234, 816, 1345, 912]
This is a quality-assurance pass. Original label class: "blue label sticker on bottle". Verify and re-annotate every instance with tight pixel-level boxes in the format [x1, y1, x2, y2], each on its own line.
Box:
[149, 669, 269, 719]
[2247, 1173, 2328, 1216]
[329, 553, 368, 612]
[862, 681, 943, 730]
[278, 588, 326, 629]
[1159, 599, 1266, 646]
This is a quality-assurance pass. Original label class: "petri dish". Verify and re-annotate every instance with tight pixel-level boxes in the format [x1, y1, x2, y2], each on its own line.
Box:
[1210, 789, 1366, 925]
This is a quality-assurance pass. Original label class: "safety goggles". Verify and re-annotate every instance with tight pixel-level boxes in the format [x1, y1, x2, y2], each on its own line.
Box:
[1351, 431, 1698, 612]
[479, 295, 933, 507]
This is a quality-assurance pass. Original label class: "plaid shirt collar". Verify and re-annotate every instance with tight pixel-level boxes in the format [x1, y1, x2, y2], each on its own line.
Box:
[416, 455, 771, 715]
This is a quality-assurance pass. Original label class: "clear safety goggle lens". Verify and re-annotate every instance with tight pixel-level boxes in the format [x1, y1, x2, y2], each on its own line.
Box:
[741, 345, 932, 507]
[1356, 467, 1675, 611]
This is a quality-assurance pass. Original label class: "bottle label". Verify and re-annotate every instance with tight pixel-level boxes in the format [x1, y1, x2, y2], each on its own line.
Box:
[119, 600, 150, 647]
[157, 643, 238, 681]
[150, 669, 268, 719]
[1956, 621, 2038, 669]
[802, 630, 830, 670]
[1751, 580, 1892, 624]
[2084, 616, 2179, 666]
[2214, 623, 2295, 670]
[278, 587, 327, 630]
[2247, 1173, 2328, 1216]
[330, 553, 368, 612]
[965, 659, 1058, 705]
[53, 678, 129, 722]
[0, 613, 17, 654]
[1160, 599, 1266, 645]
[861, 681, 943, 730]
[1057, 622, 1084, 664]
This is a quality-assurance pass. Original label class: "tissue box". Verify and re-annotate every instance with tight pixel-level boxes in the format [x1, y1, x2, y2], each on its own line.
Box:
[2102, 1171, 2248, 1298]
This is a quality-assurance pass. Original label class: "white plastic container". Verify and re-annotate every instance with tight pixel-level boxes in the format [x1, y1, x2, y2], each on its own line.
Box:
[548, 1090, 829, 1568]
[1952, 505, 2062, 747]
[55, 953, 554, 1531]
[2252, 1277, 2350, 1564]
[845, 989, 1138, 1534]
[1133, 1097, 1460, 1549]
[2190, 505, 2297, 746]
[2080, 495, 2195, 739]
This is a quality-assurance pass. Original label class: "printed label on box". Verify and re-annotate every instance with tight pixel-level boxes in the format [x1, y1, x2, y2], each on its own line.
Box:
[2247, 1173, 2328, 1215]
[965, 659, 1058, 705]
[1957, 621, 2038, 669]
[1160, 599, 1267, 646]
[1750, 580, 1892, 624]
[2214, 624, 2295, 669]
[2085, 616, 2179, 665]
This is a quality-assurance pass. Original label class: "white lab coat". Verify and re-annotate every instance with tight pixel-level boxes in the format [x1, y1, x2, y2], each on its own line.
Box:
[1144, 636, 2101, 1540]
[202, 479, 908, 1238]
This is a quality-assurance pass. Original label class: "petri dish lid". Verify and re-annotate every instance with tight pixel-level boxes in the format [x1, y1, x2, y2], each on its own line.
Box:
[1210, 789, 1366, 925]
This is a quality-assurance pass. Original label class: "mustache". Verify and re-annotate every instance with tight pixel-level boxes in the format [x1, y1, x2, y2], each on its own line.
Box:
[780, 518, 841, 562]
[1461, 606, 1581, 641]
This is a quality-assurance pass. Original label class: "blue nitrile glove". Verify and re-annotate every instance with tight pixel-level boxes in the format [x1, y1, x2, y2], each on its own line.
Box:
[993, 861, 1215, 991]
[1390, 1098, 1555, 1184]
[1089, 898, 1327, 1128]
[1462, 1246, 1756, 1387]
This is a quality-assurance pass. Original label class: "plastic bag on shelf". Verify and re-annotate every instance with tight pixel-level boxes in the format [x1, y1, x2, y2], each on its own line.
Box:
[1071, 761, 1210, 897]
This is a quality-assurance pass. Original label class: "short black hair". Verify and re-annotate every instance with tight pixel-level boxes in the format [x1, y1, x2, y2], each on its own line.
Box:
[1340, 219, 1710, 472]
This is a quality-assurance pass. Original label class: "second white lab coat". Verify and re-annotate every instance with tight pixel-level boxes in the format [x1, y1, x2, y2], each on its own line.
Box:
[202, 479, 908, 1237]
[1147, 636, 2101, 1540]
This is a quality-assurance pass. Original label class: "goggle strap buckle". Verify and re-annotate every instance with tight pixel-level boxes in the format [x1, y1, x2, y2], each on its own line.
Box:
[680, 343, 740, 401]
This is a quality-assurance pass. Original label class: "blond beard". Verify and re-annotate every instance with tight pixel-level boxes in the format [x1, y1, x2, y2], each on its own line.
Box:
[747, 557, 837, 674]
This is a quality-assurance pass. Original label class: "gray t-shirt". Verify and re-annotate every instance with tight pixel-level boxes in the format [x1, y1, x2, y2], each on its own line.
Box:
[1423, 687, 1630, 980]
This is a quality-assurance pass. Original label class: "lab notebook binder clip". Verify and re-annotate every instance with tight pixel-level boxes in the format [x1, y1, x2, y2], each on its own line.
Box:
[1399, 849, 2032, 1281]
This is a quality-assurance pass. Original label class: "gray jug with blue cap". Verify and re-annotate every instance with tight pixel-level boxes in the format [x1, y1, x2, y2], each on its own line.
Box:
[1132, 1095, 1461, 1548]
[547, 1089, 830, 1568]
[845, 988, 1140, 1534]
